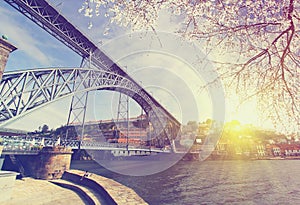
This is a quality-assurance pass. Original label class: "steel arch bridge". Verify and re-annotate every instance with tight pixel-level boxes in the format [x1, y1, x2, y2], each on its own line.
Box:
[2, 0, 182, 149]
[0, 67, 180, 147]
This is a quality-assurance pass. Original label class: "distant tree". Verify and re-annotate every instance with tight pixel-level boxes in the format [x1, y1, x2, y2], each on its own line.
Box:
[229, 120, 241, 127]
[80, 0, 299, 131]
[187, 121, 198, 131]
[222, 121, 242, 139]
[41, 124, 49, 133]
[205, 119, 213, 125]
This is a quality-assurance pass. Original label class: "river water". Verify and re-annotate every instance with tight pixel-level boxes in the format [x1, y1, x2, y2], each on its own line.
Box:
[71, 160, 300, 204]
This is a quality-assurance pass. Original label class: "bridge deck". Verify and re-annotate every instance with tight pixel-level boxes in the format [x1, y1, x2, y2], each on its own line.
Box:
[2, 150, 39, 155]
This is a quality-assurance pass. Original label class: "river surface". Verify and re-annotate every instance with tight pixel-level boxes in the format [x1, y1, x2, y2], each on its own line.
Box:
[71, 160, 300, 204]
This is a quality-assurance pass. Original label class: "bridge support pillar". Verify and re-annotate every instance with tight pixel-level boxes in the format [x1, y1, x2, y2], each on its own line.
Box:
[0, 37, 17, 81]
[35, 146, 73, 179]
[10, 147, 73, 180]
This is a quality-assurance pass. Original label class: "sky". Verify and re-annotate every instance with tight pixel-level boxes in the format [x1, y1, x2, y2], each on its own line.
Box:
[0, 0, 274, 131]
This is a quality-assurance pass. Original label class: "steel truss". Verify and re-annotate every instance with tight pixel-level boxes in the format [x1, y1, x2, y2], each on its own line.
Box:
[3, 0, 181, 147]
[4, 0, 111, 72]
[67, 91, 89, 142]
[0, 68, 180, 145]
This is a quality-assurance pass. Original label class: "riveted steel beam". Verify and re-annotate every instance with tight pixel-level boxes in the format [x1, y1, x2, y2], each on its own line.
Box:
[0, 68, 180, 146]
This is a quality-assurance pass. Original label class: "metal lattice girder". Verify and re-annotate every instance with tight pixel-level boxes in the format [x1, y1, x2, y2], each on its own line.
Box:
[4, 0, 179, 123]
[67, 92, 89, 126]
[4, 0, 181, 144]
[4, 0, 125, 74]
[0, 67, 180, 142]
[4, 0, 105, 71]
[117, 93, 129, 122]
[67, 91, 89, 143]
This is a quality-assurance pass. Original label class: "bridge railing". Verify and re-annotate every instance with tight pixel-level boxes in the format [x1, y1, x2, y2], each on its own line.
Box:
[0, 135, 172, 153]
[0, 136, 43, 151]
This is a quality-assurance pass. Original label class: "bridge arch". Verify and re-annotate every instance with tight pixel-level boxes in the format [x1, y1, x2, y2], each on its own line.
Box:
[0, 67, 180, 146]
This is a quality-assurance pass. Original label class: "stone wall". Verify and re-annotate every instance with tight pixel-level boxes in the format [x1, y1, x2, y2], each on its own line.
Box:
[0, 38, 17, 80]
[16, 146, 73, 180]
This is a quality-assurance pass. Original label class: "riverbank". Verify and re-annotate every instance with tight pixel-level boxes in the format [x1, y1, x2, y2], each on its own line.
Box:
[64, 169, 148, 204]
[4, 170, 147, 205]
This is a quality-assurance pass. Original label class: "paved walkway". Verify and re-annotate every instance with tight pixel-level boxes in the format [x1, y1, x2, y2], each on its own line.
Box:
[5, 178, 86, 205]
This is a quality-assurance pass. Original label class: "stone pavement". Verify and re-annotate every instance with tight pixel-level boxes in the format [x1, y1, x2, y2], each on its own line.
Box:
[5, 177, 86, 205]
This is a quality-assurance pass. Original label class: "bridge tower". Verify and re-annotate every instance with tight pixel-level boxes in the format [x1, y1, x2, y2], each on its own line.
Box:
[66, 91, 89, 145]
[116, 92, 129, 141]
[66, 56, 92, 146]
[0, 36, 17, 81]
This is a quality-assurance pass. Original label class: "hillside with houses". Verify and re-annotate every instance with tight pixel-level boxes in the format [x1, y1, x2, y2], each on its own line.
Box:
[181, 119, 300, 160]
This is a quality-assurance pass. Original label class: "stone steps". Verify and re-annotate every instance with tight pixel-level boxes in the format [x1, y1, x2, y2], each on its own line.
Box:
[50, 179, 104, 205]
[50, 170, 148, 205]
[64, 170, 148, 205]
[62, 171, 117, 205]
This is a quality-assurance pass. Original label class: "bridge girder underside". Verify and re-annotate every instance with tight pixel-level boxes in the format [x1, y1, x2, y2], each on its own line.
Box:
[0, 67, 180, 146]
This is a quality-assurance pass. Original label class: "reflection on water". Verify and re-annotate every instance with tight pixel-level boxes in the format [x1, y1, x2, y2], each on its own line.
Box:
[71, 160, 300, 204]
[87, 150, 186, 176]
